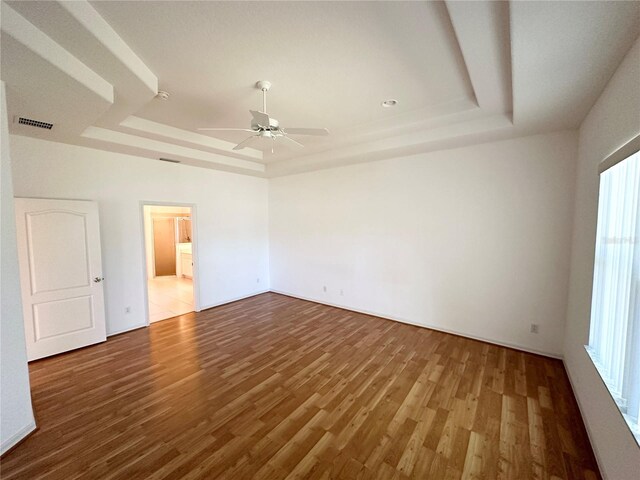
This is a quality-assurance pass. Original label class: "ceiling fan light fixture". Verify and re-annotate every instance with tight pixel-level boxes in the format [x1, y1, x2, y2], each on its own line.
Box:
[381, 99, 398, 108]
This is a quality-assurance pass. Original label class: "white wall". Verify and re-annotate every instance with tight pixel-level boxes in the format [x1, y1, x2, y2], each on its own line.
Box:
[9, 135, 270, 336]
[0, 82, 36, 454]
[564, 37, 640, 478]
[270, 131, 577, 357]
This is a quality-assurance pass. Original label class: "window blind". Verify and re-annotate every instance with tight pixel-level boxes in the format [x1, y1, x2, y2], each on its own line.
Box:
[588, 149, 640, 441]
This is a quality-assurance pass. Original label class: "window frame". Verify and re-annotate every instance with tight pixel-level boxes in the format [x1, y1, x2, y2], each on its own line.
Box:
[585, 133, 640, 446]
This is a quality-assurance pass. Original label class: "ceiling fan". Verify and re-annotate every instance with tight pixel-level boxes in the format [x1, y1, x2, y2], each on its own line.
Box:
[198, 80, 329, 153]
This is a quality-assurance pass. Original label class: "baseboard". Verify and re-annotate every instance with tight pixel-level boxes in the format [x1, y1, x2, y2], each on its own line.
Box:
[270, 290, 563, 360]
[199, 289, 271, 311]
[107, 322, 147, 337]
[563, 359, 606, 479]
[1, 421, 36, 456]
[107, 289, 562, 359]
[106, 290, 270, 337]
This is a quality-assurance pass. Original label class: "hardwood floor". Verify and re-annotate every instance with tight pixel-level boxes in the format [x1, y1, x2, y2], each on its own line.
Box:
[2, 293, 599, 479]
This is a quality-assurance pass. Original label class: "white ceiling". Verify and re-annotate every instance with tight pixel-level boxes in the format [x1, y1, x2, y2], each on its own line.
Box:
[93, 1, 473, 149]
[1, 0, 639, 176]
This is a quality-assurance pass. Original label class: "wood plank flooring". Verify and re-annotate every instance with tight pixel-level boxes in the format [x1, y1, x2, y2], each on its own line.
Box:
[1, 293, 600, 479]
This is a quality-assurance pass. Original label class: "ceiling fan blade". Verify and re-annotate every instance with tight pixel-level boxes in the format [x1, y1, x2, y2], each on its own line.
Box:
[250, 110, 271, 128]
[283, 128, 329, 136]
[232, 135, 260, 150]
[197, 128, 255, 132]
[279, 135, 304, 149]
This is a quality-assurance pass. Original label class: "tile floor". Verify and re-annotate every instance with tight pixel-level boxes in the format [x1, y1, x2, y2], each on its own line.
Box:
[147, 275, 194, 323]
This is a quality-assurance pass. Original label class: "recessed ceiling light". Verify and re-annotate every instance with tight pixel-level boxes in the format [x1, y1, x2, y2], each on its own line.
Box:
[381, 99, 398, 108]
[155, 90, 170, 100]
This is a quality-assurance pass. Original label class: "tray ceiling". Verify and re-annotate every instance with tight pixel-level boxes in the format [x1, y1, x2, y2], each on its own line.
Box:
[2, 1, 638, 176]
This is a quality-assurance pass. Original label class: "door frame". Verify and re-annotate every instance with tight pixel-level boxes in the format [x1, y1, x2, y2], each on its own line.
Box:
[140, 201, 201, 326]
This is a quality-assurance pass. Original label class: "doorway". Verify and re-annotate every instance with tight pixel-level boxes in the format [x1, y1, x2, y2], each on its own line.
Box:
[143, 204, 196, 323]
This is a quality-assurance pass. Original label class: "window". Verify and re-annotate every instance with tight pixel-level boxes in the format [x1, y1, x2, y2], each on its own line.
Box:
[587, 146, 640, 444]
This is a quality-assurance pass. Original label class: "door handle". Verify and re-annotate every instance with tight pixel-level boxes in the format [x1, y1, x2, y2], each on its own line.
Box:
[94, 277, 104, 283]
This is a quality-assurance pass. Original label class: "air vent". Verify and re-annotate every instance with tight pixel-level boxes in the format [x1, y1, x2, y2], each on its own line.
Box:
[158, 157, 181, 164]
[16, 117, 53, 130]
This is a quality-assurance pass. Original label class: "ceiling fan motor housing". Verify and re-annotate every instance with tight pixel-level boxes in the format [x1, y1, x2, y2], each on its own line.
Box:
[251, 117, 279, 131]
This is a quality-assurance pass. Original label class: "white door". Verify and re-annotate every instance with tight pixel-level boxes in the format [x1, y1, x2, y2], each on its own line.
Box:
[15, 198, 107, 361]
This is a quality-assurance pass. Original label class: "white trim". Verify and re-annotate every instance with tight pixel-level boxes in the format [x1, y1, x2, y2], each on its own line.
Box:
[139, 201, 201, 328]
[584, 345, 640, 446]
[107, 322, 146, 337]
[107, 290, 269, 335]
[1, 421, 36, 455]
[199, 290, 270, 311]
[270, 290, 563, 359]
[598, 133, 640, 174]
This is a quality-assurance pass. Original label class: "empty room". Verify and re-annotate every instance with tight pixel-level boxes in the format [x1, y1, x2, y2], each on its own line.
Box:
[0, 1, 639, 479]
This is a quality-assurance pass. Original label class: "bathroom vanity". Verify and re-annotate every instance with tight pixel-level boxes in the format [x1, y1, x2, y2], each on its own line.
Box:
[177, 243, 193, 278]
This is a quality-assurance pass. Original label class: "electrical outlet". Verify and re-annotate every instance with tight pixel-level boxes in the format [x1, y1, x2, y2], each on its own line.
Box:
[340, 289, 344, 296]
[323, 286, 327, 293]
[125, 306, 131, 314]
[530, 323, 539, 334]
[257, 278, 260, 283]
